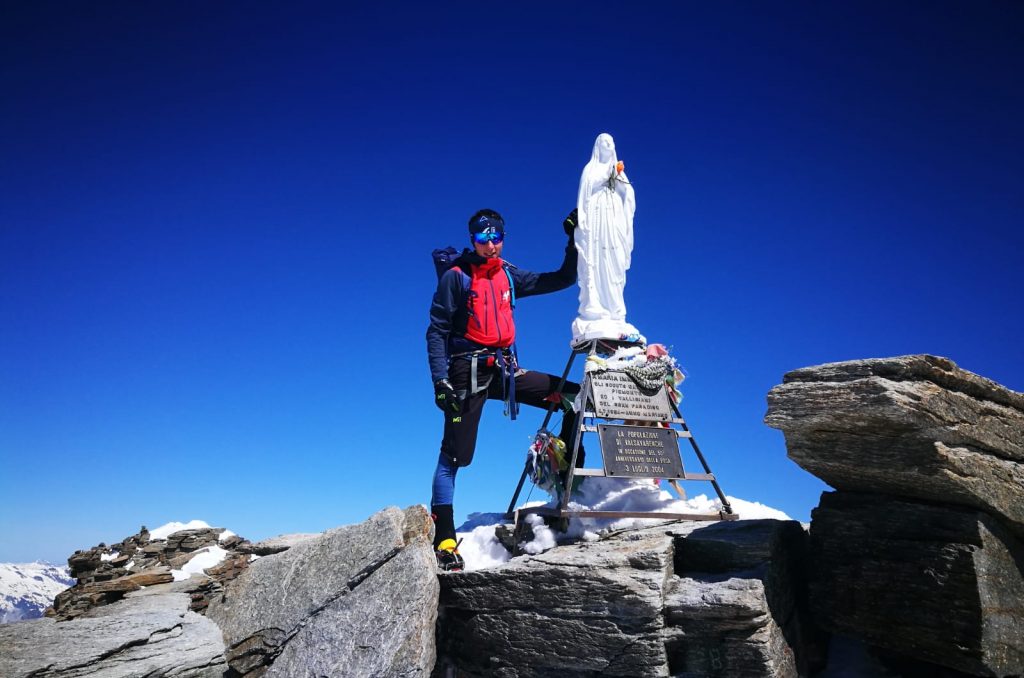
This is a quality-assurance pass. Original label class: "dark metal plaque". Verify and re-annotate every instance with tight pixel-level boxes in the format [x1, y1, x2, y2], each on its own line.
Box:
[589, 371, 672, 422]
[598, 424, 685, 479]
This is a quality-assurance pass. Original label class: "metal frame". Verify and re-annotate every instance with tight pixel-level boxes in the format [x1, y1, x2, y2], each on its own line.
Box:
[505, 339, 738, 526]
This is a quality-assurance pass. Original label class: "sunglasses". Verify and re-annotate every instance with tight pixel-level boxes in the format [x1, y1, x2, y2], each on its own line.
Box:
[472, 229, 505, 245]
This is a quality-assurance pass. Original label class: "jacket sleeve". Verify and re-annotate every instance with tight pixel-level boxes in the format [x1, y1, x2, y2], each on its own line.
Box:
[511, 235, 578, 299]
[426, 270, 463, 383]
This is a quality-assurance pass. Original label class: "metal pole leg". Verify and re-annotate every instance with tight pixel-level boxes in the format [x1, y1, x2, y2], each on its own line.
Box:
[671, 400, 734, 514]
[558, 341, 599, 513]
[505, 349, 579, 518]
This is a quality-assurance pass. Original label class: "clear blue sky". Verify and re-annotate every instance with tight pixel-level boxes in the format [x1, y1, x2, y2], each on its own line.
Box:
[2, 2, 1021, 563]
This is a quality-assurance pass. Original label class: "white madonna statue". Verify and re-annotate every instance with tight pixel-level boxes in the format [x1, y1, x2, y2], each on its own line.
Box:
[571, 132, 644, 346]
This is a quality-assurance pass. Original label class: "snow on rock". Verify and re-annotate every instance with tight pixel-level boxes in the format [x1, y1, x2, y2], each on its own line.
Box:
[99, 551, 119, 562]
[456, 478, 791, 571]
[0, 562, 75, 623]
[218, 529, 236, 542]
[147, 520, 212, 541]
[170, 546, 229, 582]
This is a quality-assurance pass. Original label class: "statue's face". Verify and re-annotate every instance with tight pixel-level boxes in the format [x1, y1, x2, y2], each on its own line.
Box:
[598, 134, 615, 161]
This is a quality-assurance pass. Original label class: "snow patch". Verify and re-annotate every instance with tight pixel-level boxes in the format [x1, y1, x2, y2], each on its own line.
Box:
[148, 520, 212, 541]
[100, 551, 119, 561]
[218, 529, 236, 542]
[170, 546, 228, 582]
[455, 479, 791, 571]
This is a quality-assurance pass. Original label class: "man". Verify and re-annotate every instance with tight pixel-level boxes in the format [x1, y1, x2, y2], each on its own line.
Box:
[426, 208, 585, 571]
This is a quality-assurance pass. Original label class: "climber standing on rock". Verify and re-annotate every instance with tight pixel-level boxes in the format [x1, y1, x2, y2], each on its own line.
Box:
[426, 208, 586, 571]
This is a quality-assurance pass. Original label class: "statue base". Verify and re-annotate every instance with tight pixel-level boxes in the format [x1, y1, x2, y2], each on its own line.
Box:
[570, 318, 645, 350]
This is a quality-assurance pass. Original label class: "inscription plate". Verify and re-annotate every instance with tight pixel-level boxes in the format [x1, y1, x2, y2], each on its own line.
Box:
[598, 424, 685, 479]
[590, 371, 672, 422]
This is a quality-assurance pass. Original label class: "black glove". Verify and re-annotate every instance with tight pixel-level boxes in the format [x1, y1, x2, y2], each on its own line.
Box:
[434, 379, 461, 415]
[563, 208, 578, 236]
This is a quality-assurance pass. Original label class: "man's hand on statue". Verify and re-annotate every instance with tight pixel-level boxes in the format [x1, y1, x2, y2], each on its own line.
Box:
[563, 208, 578, 236]
[434, 379, 461, 415]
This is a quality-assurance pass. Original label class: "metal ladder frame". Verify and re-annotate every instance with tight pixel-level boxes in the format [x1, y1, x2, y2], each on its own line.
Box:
[505, 339, 738, 527]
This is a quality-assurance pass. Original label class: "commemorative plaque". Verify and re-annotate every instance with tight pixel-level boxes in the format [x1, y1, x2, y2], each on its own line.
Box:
[589, 370, 672, 422]
[598, 424, 685, 479]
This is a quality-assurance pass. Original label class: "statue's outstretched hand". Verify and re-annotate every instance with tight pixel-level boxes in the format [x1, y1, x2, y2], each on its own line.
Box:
[563, 208, 578, 236]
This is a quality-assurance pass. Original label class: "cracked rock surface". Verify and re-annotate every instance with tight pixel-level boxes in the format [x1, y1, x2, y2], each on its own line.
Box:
[764, 354, 1024, 534]
[810, 491, 1024, 677]
[206, 504, 438, 677]
[435, 519, 819, 677]
[765, 354, 1024, 675]
[0, 591, 225, 677]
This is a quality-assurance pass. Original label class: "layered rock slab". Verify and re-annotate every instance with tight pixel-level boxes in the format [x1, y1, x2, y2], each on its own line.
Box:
[668, 520, 824, 677]
[0, 591, 225, 677]
[437, 529, 674, 677]
[436, 519, 816, 678]
[206, 504, 438, 677]
[809, 491, 1024, 677]
[764, 354, 1024, 534]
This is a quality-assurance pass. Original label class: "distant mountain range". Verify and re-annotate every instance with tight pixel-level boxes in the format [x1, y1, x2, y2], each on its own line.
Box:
[0, 562, 75, 623]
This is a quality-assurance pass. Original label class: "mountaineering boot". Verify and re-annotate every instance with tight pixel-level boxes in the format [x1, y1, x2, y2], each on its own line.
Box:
[431, 505, 464, 571]
[435, 538, 465, 572]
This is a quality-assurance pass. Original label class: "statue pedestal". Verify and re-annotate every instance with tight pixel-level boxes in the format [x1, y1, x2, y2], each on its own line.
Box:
[504, 338, 738, 534]
[570, 319, 645, 350]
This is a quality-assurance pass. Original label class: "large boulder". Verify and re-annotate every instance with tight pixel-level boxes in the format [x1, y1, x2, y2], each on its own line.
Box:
[0, 591, 225, 677]
[764, 354, 1024, 534]
[206, 504, 438, 677]
[809, 491, 1024, 677]
[435, 518, 819, 678]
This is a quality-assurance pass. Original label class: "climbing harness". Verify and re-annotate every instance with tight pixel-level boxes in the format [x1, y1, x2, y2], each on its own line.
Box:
[450, 345, 521, 420]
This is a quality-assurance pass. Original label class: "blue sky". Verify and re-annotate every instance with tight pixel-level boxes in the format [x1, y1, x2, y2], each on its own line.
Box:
[2, 2, 1022, 563]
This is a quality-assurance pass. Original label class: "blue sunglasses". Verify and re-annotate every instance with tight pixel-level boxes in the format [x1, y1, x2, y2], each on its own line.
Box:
[472, 228, 504, 244]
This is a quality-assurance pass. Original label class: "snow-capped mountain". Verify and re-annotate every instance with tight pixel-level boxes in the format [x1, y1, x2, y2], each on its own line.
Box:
[0, 562, 75, 623]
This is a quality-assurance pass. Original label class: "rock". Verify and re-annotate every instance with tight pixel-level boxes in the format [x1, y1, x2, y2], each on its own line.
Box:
[0, 591, 225, 677]
[124, 567, 175, 587]
[207, 505, 437, 677]
[164, 528, 223, 555]
[250, 532, 320, 556]
[808, 491, 1024, 677]
[49, 525, 254, 620]
[438, 529, 674, 677]
[672, 520, 826, 677]
[764, 354, 1024, 534]
[51, 575, 142, 620]
[435, 519, 819, 677]
[665, 572, 796, 677]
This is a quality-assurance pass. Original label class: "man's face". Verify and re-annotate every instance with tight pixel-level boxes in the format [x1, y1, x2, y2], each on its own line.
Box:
[473, 237, 503, 258]
[471, 225, 504, 258]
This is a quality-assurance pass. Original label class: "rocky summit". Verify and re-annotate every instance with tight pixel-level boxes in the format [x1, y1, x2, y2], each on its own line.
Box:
[766, 354, 1024, 676]
[765, 354, 1024, 534]
[0, 506, 438, 678]
[436, 518, 822, 677]
[1, 353, 1021, 677]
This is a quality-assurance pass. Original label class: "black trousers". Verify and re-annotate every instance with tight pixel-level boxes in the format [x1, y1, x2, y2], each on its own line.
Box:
[440, 357, 585, 469]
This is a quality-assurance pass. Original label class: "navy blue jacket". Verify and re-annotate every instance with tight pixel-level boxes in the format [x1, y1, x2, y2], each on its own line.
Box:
[426, 237, 577, 383]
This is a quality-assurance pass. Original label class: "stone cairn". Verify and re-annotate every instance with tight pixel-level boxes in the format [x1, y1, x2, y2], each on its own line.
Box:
[766, 354, 1024, 677]
[50, 525, 260, 620]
